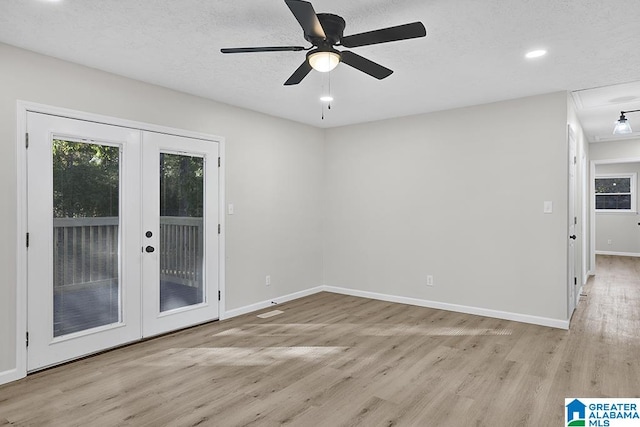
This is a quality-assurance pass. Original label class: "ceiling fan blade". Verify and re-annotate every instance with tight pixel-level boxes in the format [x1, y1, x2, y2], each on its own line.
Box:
[285, 0, 326, 39]
[221, 46, 306, 54]
[341, 22, 426, 48]
[284, 60, 313, 85]
[340, 51, 393, 80]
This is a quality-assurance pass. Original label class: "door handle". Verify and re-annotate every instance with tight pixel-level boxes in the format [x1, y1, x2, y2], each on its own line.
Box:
[569, 235, 577, 240]
[145, 245, 155, 253]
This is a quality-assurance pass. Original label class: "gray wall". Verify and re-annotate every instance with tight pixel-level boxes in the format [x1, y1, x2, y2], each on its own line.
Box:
[0, 43, 325, 375]
[1, 42, 584, 381]
[595, 162, 640, 254]
[323, 92, 571, 321]
[591, 138, 640, 161]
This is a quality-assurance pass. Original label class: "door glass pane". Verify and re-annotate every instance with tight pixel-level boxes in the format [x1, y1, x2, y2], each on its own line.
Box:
[159, 153, 205, 312]
[53, 140, 121, 337]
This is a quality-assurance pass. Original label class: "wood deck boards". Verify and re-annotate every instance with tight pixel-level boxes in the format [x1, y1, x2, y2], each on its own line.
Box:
[1, 255, 638, 426]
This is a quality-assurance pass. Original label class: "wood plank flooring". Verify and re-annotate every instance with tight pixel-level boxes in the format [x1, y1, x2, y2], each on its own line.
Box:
[1, 255, 639, 426]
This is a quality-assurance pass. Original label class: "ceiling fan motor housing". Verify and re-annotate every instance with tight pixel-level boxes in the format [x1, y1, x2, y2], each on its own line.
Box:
[306, 13, 346, 46]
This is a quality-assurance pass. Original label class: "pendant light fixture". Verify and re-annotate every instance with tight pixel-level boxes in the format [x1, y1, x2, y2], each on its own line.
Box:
[613, 110, 640, 135]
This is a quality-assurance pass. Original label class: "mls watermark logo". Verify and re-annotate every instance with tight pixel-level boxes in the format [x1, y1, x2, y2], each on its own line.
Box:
[567, 399, 587, 426]
[566, 398, 640, 426]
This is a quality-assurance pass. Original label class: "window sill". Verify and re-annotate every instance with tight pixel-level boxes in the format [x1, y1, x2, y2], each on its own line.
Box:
[595, 210, 637, 214]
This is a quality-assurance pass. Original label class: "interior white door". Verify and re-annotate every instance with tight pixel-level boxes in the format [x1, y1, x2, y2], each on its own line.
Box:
[568, 125, 578, 317]
[27, 112, 142, 371]
[141, 131, 219, 337]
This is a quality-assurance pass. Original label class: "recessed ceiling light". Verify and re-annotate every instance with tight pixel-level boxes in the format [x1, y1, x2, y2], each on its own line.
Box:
[320, 95, 333, 102]
[525, 49, 547, 59]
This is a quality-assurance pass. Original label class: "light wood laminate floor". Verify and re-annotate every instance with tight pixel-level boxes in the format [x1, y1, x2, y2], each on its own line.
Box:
[1, 255, 639, 426]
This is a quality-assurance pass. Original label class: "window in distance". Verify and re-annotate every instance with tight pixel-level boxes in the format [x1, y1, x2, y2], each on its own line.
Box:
[595, 174, 636, 212]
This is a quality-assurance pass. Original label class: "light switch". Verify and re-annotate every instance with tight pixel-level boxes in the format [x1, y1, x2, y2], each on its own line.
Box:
[228, 203, 234, 215]
[543, 201, 553, 214]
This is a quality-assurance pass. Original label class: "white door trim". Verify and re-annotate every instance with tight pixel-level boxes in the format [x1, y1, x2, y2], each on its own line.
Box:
[581, 150, 589, 285]
[14, 100, 226, 382]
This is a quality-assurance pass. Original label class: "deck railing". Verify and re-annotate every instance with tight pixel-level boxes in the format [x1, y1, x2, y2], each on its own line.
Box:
[53, 217, 119, 292]
[53, 216, 203, 292]
[159, 217, 203, 287]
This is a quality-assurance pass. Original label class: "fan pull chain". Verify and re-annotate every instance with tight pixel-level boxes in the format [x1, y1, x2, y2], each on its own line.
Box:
[320, 72, 333, 120]
[328, 73, 332, 110]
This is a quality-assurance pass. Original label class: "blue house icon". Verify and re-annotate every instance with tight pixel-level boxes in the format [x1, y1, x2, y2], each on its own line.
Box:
[567, 399, 586, 422]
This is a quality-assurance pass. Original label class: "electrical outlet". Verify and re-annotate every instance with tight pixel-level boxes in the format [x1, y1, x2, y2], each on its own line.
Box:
[426, 275, 434, 286]
[607, 239, 612, 245]
[266, 275, 271, 286]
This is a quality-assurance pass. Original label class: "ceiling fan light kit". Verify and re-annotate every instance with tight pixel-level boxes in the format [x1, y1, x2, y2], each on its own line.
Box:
[308, 48, 341, 73]
[220, 0, 426, 85]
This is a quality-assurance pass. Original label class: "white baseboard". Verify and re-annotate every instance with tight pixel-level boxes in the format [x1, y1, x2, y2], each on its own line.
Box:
[222, 285, 569, 329]
[0, 368, 23, 386]
[323, 286, 570, 330]
[222, 286, 324, 320]
[584, 271, 593, 285]
[595, 250, 640, 257]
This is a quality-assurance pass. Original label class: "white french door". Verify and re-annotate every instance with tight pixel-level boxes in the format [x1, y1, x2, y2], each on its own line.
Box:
[27, 113, 142, 370]
[26, 112, 219, 371]
[141, 131, 219, 337]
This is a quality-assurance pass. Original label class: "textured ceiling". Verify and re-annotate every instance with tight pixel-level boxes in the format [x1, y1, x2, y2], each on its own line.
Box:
[1, 0, 640, 133]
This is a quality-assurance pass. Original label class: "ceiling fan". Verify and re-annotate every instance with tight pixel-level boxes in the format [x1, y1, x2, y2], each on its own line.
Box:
[220, 0, 427, 85]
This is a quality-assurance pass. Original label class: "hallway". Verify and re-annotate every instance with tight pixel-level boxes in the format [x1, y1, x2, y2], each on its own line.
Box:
[553, 255, 640, 398]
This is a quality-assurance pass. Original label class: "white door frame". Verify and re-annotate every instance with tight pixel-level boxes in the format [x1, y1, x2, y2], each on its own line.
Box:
[581, 150, 589, 284]
[15, 101, 226, 381]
